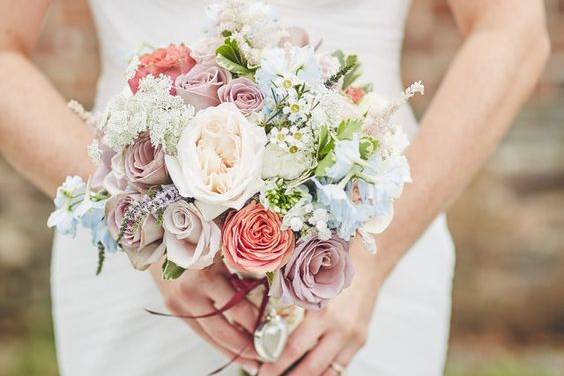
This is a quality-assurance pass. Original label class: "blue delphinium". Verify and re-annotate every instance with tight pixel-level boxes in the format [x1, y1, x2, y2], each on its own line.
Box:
[74, 192, 118, 253]
[312, 178, 374, 241]
[326, 133, 362, 181]
[47, 176, 86, 237]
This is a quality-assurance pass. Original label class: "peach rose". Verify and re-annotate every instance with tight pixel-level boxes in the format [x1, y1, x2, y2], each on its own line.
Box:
[222, 202, 295, 275]
[128, 44, 196, 95]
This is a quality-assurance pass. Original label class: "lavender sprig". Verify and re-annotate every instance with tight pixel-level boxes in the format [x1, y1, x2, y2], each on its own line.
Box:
[117, 185, 183, 242]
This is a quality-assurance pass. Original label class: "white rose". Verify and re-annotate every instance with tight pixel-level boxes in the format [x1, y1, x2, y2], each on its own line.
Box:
[262, 143, 314, 180]
[165, 103, 266, 220]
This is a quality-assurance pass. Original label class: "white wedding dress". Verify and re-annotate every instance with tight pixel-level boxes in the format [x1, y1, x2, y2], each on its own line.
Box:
[51, 1, 456, 375]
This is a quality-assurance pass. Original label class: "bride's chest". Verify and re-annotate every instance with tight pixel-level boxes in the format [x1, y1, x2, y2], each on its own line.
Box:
[88, 0, 412, 47]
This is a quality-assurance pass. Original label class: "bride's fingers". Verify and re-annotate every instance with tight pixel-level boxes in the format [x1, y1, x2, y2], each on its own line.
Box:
[205, 276, 259, 334]
[287, 333, 343, 376]
[195, 300, 259, 359]
[259, 318, 323, 376]
[180, 316, 260, 372]
[319, 341, 362, 376]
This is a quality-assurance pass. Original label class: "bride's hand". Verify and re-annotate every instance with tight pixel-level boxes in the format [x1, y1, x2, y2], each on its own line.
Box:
[259, 238, 381, 376]
[150, 262, 261, 373]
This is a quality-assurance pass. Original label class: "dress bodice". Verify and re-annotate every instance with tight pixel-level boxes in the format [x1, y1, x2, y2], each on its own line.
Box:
[88, 0, 417, 135]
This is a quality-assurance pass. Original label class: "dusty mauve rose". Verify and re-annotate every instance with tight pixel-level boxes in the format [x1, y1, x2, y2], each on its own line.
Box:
[218, 77, 264, 116]
[222, 201, 295, 274]
[106, 192, 164, 270]
[103, 152, 128, 196]
[174, 63, 231, 111]
[271, 233, 354, 310]
[162, 200, 221, 270]
[124, 133, 170, 191]
[128, 44, 196, 95]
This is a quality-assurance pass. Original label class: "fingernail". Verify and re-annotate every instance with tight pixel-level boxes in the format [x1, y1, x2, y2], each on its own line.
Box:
[243, 365, 258, 375]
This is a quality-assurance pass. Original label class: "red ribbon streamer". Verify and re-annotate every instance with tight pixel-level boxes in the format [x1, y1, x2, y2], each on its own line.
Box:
[146, 275, 270, 375]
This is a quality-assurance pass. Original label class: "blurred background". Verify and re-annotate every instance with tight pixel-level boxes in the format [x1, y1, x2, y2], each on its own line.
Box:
[0, 1, 562, 375]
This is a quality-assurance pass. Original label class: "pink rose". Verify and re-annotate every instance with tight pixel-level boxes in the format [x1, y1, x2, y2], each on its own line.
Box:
[271, 233, 354, 310]
[128, 44, 196, 95]
[162, 200, 221, 270]
[218, 77, 264, 116]
[174, 63, 231, 111]
[124, 133, 169, 192]
[222, 202, 295, 274]
[106, 192, 164, 270]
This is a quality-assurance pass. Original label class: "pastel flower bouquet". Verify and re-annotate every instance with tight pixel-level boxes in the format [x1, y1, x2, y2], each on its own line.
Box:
[48, 0, 422, 367]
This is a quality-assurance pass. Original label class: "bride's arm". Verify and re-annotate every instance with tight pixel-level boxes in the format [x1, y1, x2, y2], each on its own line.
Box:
[0, 0, 95, 196]
[260, 1, 550, 375]
[0, 2, 261, 371]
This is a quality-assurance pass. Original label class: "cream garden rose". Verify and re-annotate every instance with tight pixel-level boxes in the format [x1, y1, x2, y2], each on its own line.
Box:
[165, 103, 267, 220]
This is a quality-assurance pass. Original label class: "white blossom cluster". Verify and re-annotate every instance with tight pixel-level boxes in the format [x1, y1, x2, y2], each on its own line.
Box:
[207, 0, 285, 65]
[281, 193, 332, 241]
[98, 75, 194, 154]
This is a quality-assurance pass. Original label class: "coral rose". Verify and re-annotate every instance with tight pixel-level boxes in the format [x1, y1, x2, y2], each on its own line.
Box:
[222, 202, 295, 274]
[128, 44, 196, 95]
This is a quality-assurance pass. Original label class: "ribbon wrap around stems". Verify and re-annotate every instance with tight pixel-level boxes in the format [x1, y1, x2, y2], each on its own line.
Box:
[146, 274, 270, 375]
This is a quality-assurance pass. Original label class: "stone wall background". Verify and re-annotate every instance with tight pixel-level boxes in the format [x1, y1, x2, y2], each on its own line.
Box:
[0, 1, 562, 375]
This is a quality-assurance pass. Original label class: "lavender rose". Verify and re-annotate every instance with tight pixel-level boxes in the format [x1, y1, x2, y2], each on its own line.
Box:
[271, 233, 354, 310]
[124, 133, 169, 192]
[162, 200, 221, 270]
[218, 77, 264, 116]
[175, 63, 231, 111]
[106, 192, 164, 270]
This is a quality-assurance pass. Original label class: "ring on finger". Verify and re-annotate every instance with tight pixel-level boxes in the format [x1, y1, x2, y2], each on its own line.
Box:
[329, 362, 347, 375]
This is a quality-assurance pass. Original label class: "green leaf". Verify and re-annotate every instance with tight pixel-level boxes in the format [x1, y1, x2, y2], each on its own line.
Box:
[96, 243, 105, 276]
[216, 55, 253, 76]
[161, 259, 186, 280]
[359, 136, 379, 160]
[215, 38, 256, 76]
[331, 50, 346, 66]
[265, 271, 275, 285]
[336, 119, 362, 140]
[315, 151, 336, 177]
[317, 125, 335, 159]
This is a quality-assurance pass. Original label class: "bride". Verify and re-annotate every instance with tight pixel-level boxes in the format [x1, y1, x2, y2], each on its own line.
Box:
[0, 0, 549, 375]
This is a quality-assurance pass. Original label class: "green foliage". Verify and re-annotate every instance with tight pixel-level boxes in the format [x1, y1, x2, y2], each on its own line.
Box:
[336, 119, 362, 140]
[331, 50, 362, 89]
[96, 243, 105, 276]
[216, 38, 256, 76]
[315, 150, 337, 177]
[161, 259, 186, 280]
[317, 125, 335, 159]
[359, 135, 379, 160]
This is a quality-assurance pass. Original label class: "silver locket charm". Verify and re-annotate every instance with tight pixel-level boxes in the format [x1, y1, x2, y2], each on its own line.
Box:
[253, 310, 289, 362]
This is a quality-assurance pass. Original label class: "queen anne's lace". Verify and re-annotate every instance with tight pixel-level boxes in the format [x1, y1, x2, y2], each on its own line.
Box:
[99, 75, 194, 154]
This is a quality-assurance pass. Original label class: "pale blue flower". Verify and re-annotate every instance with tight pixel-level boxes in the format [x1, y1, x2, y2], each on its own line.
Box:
[355, 154, 411, 230]
[326, 133, 361, 180]
[312, 178, 372, 240]
[48, 176, 86, 237]
[358, 154, 411, 202]
[91, 220, 118, 253]
[47, 209, 79, 237]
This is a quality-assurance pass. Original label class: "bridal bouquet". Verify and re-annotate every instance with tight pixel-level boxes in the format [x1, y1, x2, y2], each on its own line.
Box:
[48, 0, 422, 365]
